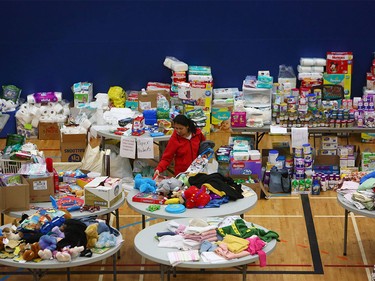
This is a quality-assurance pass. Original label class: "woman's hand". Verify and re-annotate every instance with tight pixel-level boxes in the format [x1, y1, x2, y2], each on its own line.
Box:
[153, 169, 160, 180]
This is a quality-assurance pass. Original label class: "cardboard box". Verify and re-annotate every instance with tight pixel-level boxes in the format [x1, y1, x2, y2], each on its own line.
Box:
[138, 90, 170, 112]
[313, 155, 340, 174]
[60, 133, 87, 162]
[84, 176, 122, 208]
[229, 158, 262, 178]
[231, 174, 268, 199]
[38, 122, 61, 140]
[26, 173, 54, 203]
[0, 176, 29, 211]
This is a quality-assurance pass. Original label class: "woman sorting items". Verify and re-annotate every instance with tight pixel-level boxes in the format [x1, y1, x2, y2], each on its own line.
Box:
[154, 114, 206, 177]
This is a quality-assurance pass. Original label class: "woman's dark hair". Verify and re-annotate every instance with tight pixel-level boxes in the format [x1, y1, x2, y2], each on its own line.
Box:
[173, 114, 197, 134]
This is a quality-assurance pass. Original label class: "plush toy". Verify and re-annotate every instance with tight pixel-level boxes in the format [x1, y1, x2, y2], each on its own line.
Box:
[55, 247, 71, 262]
[22, 242, 40, 261]
[50, 226, 65, 240]
[156, 178, 183, 196]
[134, 174, 157, 193]
[2, 227, 22, 241]
[38, 249, 53, 260]
[171, 190, 185, 204]
[97, 221, 110, 234]
[38, 235, 57, 251]
[56, 219, 87, 251]
[183, 185, 211, 209]
[85, 223, 99, 249]
[69, 246, 85, 259]
[95, 232, 117, 249]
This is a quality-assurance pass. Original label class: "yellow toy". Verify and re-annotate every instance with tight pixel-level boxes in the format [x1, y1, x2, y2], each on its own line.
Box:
[85, 223, 99, 249]
[108, 86, 126, 108]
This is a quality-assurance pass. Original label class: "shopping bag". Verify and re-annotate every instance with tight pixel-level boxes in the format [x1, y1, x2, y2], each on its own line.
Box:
[268, 166, 291, 193]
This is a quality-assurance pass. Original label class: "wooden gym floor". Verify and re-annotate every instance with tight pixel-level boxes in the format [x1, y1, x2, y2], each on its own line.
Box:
[0, 132, 374, 281]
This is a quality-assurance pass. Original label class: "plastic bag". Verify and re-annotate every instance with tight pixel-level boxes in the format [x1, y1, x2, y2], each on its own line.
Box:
[268, 166, 291, 193]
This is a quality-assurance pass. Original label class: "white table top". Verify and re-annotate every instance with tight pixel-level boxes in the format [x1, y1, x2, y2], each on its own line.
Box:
[337, 193, 375, 218]
[134, 217, 277, 268]
[126, 188, 258, 220]
[93, 125, 171, 142]
[4, 192, 126, 219]
[0, 225, 123, 270]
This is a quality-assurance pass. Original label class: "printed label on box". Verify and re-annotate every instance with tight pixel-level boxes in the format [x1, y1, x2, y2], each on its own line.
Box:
[32, 180, 48, 190]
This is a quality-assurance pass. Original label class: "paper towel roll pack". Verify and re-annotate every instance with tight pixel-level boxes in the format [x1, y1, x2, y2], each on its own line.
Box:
[15, 102, 70, 129]
[27, 92, 62, 103]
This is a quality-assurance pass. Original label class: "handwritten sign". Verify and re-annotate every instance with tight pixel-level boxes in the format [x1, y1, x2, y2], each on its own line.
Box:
[137, 137, 154, 159]
[291, 127, 308, 148]
[120, 136, 136, 159]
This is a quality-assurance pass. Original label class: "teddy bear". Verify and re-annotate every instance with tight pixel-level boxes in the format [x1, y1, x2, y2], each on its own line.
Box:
[183, 185, 211, 209]
[156, 178, 183, 196]
[95, 232, 117, 249]
[85, 223, 99, 249]
[55, 245, 85, 262]
[2, 227, 22, 241]
[134, 174, 157, 193]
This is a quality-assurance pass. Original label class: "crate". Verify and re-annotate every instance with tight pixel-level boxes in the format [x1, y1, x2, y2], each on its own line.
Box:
[0, 159, 28, 174]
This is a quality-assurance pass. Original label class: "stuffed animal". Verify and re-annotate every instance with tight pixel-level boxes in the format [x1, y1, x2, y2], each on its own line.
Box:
[50, 226, 65, 240]
[85, 223, 99, 249]
[156, 178, 183, 196]
[22, 242, 40, 261]
[171, 190, 185, 204]
[55, 247, 71, 262]
[56, 219, 87, 251]
[183, 185, 211, 209]
[38, 248, 53, 260]
[134, 174, 157, 193]
[95, 232, 117, 249]
[2, 227, 22, 241]
[69, 246, 85, 259]
[38, 235, 57, 251]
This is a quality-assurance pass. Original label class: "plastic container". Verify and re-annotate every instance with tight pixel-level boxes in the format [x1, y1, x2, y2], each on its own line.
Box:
[268, 150, 279, 164]
[249, 150, 261, 160]
[233, 151, 250, 161]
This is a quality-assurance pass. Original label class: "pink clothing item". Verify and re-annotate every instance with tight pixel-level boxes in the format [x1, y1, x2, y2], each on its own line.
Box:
[246, 236, 267, 267]
[214, 243, 250, 260]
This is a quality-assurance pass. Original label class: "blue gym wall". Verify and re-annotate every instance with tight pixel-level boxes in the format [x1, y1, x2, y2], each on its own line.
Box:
[0, 0, 374, 101]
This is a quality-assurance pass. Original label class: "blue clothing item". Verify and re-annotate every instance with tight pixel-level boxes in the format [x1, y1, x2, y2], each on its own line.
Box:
[156, 231, 176, 237]
[360, 170, 375, 184]
[205, 196, 229, 208]
[199, 240, 218, 253]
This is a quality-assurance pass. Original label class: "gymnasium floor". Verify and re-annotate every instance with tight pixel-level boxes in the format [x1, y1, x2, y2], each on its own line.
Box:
[0, 133, 374, 281]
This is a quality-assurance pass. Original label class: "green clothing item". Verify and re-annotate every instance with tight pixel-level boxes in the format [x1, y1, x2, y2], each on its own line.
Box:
[217, 219, 280, 243]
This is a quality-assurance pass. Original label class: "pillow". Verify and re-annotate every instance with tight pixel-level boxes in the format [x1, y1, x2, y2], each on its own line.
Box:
[358, 177, 375, 190]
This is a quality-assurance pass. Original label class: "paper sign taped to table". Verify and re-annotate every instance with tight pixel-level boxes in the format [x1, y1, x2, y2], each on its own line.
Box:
[270, 125, 287, 134]
[291, 127, 308, 148]
[120, 136, 136, 159]
[137, 137, 154, 159]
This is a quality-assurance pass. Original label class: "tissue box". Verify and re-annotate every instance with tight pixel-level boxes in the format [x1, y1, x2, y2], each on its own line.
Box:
[84, 176, 122, 208]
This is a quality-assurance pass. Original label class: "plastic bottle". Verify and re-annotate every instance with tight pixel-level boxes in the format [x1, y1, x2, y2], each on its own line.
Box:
[141, 88, 147, 95]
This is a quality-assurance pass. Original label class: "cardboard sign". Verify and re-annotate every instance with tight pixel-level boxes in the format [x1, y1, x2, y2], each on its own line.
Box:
[120, 136, 136, 159]
[137, 137, 154, 159]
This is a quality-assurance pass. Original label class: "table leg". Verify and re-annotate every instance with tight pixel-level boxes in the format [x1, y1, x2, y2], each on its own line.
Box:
[1, 212, 4, 225]
[142, 214, 146, 229]
[242, 264, 247, 281]
[343, 209, 349, 256]
[67, 267, 70, 281]
[160, 264, 165, 281]
[29, 269, 46, 281]
[113, 253, 117, 281]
